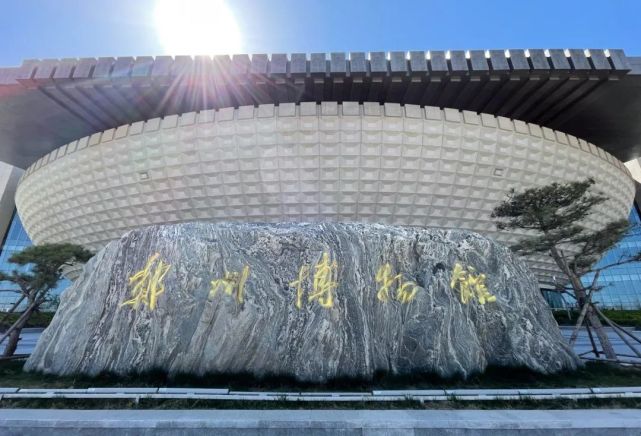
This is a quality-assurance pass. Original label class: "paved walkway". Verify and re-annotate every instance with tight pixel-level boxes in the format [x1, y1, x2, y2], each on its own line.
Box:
[559, 326, 641, 363]
[0, 409, 640, 435]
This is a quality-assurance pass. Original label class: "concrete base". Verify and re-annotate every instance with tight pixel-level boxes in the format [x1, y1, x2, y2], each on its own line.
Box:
[1, 409, 641, 435]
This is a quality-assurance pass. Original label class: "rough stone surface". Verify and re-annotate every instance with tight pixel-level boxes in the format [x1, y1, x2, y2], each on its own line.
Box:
[25, 222, 579, 380]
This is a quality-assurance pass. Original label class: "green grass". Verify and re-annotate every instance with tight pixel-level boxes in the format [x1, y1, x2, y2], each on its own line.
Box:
[2, 359, 641, 391]
[553, 309, 641, 328]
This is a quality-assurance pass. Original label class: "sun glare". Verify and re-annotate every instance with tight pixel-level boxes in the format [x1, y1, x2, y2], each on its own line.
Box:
[154, 0, 243, 56]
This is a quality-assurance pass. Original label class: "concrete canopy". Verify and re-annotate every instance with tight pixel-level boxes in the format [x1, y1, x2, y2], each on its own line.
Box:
[1, 49, 641, 169]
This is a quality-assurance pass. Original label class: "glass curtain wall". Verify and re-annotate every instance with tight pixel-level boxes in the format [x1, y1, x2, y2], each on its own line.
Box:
[580, 205, 641, 309]
[0, 210, 70, 311]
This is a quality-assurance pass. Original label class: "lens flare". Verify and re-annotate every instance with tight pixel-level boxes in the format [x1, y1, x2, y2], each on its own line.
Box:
[154, 0, 243, 56]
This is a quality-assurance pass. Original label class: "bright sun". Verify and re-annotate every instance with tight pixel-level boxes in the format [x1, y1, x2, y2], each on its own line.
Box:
[154, 0, 243, 56]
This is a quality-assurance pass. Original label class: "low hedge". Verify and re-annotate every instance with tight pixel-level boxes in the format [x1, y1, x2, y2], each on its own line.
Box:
[553, 309, 641, 328]
[0, 311, 54, 329]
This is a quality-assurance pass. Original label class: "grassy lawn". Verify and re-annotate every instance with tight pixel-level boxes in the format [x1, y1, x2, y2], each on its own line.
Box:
[1, 359, 641, 391]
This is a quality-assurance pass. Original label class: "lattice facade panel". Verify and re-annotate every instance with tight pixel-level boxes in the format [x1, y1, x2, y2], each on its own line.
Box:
[15, 103, 636, 284]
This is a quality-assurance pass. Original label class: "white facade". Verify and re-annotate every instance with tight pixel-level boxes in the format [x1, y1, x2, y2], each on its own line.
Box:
[14, 102, 636, 284]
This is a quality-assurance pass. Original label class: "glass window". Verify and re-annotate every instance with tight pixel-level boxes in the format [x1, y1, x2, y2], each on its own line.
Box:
[0, 210, 70, 311]
[573, 205, 641, 310]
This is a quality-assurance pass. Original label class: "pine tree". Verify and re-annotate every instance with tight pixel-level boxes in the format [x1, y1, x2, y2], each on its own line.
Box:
[0, 243, 92, 357]
[491, 178, 641, 360]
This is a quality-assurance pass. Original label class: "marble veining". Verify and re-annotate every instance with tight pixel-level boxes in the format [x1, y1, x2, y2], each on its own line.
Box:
[25, 222, 579, 381]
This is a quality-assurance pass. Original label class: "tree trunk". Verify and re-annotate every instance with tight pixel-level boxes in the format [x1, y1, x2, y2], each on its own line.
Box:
[549, 247, 617, 360]
[2, 306, 34, 357]
[584, 305, 617, 359]
[3, 329, 20, 357]
[569, 298, 591, 346]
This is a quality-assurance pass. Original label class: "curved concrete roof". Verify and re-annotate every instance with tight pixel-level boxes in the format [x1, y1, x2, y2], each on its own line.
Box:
[1, 49, 641, 168]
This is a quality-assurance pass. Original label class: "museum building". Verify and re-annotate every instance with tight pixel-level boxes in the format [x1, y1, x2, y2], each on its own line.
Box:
[0, 49, 641, 308]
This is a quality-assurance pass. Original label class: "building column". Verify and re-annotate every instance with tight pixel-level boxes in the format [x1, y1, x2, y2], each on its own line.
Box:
[0, 161, 23, 244]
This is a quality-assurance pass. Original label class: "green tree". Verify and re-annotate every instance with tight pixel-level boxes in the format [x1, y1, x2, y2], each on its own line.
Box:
[0, 243, 92, 357]
[491, 178, 641, 361]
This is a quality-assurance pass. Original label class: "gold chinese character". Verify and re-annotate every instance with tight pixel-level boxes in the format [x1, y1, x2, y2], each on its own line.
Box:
[450, 262, 496, 305]
[375, 263, 420, 303]
[309, 252, 338, 308]
[289, 264, 310, 309]
[397, 280, 419, 304]
[210, 265, 250, 304]
[375, 263, 396, 302]
[289, 252, 338, 309]
[121, 253, 171, 311]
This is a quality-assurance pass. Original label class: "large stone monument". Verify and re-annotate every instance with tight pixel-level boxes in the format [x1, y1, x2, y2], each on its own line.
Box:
[25, 222, 579, 381]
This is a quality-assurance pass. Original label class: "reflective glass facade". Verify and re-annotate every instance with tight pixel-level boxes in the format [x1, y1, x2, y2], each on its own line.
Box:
[0, 210, 69, 311]
[545, 206, 641, 309]
[581, 206, 641, 309]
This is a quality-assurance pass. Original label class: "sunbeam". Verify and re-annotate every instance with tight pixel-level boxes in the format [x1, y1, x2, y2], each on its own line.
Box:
[154, 0, 243, 56]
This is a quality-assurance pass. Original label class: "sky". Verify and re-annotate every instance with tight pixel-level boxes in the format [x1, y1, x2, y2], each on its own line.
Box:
[0, 0, 641, 66]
